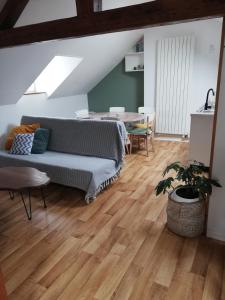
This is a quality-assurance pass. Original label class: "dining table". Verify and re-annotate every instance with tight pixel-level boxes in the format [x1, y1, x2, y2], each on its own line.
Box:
[81, 112, 145, 123]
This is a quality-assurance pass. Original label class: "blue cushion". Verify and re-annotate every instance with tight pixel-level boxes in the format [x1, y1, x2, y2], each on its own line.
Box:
[31, 128, 50, 154]
[10, 133, 34, 155]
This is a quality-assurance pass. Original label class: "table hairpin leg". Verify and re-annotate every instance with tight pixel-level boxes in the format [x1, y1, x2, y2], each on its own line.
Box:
[20, 190, 32, 220]
[8, 191, 14, 200]
[40, 187, 47, 209]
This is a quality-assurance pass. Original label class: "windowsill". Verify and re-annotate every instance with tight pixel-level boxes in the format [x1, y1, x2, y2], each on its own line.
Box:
[24, 92, 46, 95]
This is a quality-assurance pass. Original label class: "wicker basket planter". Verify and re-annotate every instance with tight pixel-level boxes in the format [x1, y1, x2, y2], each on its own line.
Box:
[167, 190, 205, 238]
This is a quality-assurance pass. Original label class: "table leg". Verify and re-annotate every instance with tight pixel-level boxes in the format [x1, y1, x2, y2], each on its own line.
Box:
[20, 190, 32, 220]
[40, 188, 47, 209]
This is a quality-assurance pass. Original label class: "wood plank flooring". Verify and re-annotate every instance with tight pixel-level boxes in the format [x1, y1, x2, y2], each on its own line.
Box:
[0, 141, 224, 300]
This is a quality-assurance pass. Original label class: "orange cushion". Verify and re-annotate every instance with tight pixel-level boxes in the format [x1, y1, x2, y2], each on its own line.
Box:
[5, 123, 40, 150]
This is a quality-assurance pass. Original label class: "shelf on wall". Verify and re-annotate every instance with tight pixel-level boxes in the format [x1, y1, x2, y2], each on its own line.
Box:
[125, 51, 144, 72]
[126, 52, 144, 56]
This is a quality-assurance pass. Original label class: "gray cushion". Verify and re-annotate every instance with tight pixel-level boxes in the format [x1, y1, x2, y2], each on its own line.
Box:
[32, 128, 50, 154]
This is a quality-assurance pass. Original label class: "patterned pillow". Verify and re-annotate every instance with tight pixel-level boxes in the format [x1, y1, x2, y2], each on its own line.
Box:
[9, 133, 34, 155]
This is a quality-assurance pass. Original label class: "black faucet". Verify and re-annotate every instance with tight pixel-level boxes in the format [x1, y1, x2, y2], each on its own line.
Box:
[204, 88, 215, 110]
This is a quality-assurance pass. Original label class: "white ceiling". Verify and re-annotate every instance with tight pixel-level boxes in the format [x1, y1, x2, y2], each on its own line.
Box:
[102, 0, 154, 10]
[15, 0, 77, 27]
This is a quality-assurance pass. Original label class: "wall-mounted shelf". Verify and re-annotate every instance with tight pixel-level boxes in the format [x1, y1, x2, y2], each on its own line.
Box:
[126, 52, 144, 56]
[125, 52, 144, 72]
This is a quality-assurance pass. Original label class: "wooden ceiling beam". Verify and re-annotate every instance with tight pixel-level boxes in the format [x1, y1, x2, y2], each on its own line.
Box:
[0, 0, 224, 48]
[0, 0, 30, 29]
[76, 0, 94, 16]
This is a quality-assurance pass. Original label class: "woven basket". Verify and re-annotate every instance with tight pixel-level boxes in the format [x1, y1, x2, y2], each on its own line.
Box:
[167, 192, 205, 238]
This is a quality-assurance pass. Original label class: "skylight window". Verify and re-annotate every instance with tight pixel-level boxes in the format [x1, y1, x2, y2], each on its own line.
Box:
[25, 56, 82, 97]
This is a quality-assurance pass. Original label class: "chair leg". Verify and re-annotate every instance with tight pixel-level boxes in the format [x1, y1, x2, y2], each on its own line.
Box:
[146, 136, 149, 157]
[129, 135, 132, 154]
[150, 136, 155, 152]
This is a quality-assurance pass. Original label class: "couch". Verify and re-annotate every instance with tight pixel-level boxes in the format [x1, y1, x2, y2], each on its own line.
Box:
[0, 116, 127, 203]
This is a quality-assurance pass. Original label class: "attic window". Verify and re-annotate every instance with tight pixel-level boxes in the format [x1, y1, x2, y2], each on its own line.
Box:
[25, 56, 82, 97]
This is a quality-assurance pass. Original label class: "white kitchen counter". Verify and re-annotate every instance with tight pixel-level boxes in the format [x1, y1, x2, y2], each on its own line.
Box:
[189, 111, 214, 166]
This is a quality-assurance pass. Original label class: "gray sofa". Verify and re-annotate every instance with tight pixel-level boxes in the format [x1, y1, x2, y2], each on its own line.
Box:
[0, 116, 127, 203]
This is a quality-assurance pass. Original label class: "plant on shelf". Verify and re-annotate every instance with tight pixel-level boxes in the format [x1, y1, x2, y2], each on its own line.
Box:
[155, 161, 221, 238]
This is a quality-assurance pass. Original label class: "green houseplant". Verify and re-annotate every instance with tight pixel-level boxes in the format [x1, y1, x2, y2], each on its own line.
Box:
[155, 161, 221, 237]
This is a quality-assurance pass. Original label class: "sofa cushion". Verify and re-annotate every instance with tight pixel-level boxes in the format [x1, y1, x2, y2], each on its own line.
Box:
[32, 128, 50, 154]
[0, 150, 118, 200]
[9, 133, 34, 155]
[5, 123, 40, 150]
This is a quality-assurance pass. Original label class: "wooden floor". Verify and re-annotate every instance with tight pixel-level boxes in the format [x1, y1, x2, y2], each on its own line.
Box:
[0, 141, 224, 300]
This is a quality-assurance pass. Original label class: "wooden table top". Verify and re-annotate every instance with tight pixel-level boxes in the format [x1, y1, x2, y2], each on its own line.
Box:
[0, 167, 50, 191]
[83, 112, 144, 123]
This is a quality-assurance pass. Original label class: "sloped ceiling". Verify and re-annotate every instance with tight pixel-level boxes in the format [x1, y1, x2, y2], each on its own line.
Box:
[0, 29, 144, 105]
[0, 0, 144, 105]
[15, 0, 77, 27]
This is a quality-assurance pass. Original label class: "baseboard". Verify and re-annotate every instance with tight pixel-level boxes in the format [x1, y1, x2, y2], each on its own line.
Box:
[207, 229, 225, 242]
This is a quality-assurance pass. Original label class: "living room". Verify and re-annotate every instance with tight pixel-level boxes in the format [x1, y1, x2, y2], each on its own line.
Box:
[0, 1, 225, 299]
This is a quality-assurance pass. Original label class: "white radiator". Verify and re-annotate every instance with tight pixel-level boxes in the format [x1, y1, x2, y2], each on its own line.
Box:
[155, 36, 195, 135]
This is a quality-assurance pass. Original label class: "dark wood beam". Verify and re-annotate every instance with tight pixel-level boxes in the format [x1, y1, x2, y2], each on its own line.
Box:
[0, 0, 225, 48]
[76, 0, 93, 16]
[0, 0, 30, 29]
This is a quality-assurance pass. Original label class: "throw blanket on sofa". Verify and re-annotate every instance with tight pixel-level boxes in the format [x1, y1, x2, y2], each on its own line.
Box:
[0, 116, 127, 202]
[21, 116, 127, 167]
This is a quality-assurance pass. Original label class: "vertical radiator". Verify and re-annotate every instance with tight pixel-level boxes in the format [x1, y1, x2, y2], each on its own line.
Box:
[155, 36, 195, 135]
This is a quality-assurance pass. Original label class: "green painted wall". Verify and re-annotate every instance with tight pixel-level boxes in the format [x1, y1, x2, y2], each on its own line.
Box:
[88, 59, 144, 112]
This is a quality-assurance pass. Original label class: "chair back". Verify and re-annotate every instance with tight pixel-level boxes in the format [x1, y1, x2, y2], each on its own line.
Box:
[138, 107, 154, 114]
[109, 107, 125, 113]
[138, 107, 155, 123]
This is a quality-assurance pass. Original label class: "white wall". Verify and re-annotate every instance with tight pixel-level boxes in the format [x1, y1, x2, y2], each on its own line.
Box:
[207, 43, 225, 241]
[0, 94, 88, 148]
[15, 0, 76, 27]
[144, 19, 222, 115]
[102, 0, 153, 10]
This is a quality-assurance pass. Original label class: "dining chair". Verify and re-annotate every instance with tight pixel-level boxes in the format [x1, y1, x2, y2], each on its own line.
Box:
[138, 106, 155, 123]
[128, 116, 155, 156]
[138, 107, 154, 114]
[109, 107, 125, 113]
[138, 106, 155, 135]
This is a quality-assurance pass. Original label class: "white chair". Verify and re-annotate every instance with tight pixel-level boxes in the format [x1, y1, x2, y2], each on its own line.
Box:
[75, 109, 89, 118]
[138, 107, 155, 121]
[109, 107, 125, 113]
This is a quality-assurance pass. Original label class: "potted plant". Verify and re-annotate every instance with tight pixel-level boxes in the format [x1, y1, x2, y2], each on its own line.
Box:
[155, 161, 221, 238]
